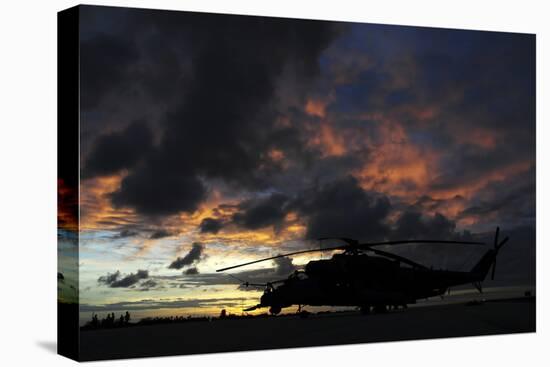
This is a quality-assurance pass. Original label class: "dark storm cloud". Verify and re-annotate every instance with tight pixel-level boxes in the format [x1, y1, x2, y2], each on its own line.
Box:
[273, 257, 296, 277]
[232, 193, 290, 232]
[84, 121, 153, 177]
[429, 146, 526, 193]
[344, 27, 535, 131]
[294, 176, 391, 241]
[138, 279, 161, 291]
[110, 270, 149, 288]
[80, 32, 139, 110]
[168, 243, 204, 270]
[81, 6, 345, 217]
[98, 269, 149, 288]
[157, 257, 297, 290]
[185, 267, 199, 275]
[393, 211, 471, 240]
[110, 157, 208, 216]
[432, 32, 535, 131]
[116, 229, 139, 238]
[458, 165, 535, 230]
[412, 195, 466, 214]
[97, 271, 120, 285]
[460, 182, 534, 221]
[226, 175, 400, 241]
[79, 7, 535, 277]
[199, 218, 223, 234]
[149, 229, 172, 239]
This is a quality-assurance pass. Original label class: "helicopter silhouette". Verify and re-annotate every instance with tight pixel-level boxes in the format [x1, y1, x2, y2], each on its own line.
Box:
[217, 227, 508, 315]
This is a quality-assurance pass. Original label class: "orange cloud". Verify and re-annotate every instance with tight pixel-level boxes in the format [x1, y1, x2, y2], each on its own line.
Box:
[307, 122, 347, 157]
[453, 126, 498, 149]
[397, 104, 439, 123]
[78, 172, 305, 257]
[305, 99, 327, 118]
[353, 117, 439, 197]
[268, 148, 285, 162]
[80, 173, 137, 232]
[350, 110, 529, 218]
[430, 161, 532, 200]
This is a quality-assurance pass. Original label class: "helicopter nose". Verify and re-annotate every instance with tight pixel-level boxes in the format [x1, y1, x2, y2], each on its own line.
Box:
[260, 293, 271, 305]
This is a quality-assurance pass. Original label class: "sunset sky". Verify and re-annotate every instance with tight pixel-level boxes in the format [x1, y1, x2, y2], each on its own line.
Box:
[59, 6, 535, 321]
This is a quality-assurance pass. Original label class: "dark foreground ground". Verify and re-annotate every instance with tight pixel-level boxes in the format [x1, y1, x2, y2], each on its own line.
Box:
[79, 297, 535, 361]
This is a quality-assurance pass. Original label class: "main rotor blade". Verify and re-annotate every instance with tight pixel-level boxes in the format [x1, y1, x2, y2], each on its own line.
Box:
[216, 239, 484, 272]
[368, 248, 429, 270]
[216, 245, 345, 272]
[491, 261, 496, 280]
[494, 227, 500, 249]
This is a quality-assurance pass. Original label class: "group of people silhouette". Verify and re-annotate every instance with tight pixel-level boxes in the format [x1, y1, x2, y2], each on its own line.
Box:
[86, 311, 131, 329]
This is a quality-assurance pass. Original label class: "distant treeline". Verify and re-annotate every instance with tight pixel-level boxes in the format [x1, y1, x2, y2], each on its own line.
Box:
[80, 309, 320, 330]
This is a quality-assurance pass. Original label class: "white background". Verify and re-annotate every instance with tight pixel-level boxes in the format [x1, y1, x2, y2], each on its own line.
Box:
[0, 0, 547, 365]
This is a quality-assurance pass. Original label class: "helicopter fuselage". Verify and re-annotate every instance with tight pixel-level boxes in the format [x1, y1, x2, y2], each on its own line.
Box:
[228, 228, 507, 315]
[257, 253, 486, 314]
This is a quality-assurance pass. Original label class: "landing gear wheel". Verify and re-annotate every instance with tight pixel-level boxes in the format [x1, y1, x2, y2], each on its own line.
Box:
[360, 305, 371, 315]
[373, 305, 388, 313]
[269, 306, 281, 315]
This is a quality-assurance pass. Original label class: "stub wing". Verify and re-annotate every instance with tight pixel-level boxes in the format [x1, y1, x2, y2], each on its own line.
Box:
[243, 304, 264, 312]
